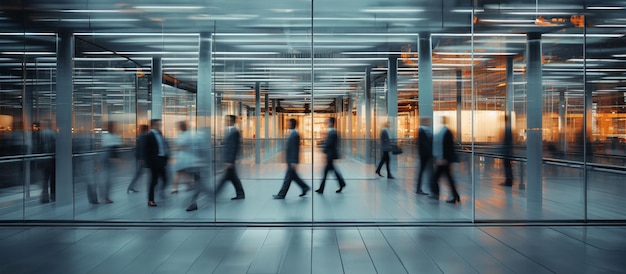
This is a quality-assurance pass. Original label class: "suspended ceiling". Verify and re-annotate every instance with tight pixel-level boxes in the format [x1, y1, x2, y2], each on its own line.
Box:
[0, 0, 625, 113]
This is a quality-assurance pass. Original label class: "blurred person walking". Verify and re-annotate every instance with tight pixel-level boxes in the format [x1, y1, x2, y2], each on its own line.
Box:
[316, 117, 346, 194]
[171, 121, 199, 194]
[144, 119, 169, 207]
[375, 122, 394, 179]
[273, 118, 310, 199]
[500, 115, 514, 187]
[430, 116, 461, 204]
[38, 120, 56, 203]
[215, 115, 245, 200]
[416, 117, 433, 195]
[100, 121, 122, 204]
[185, 128, 212, 212]
[127, 124, 149, 193]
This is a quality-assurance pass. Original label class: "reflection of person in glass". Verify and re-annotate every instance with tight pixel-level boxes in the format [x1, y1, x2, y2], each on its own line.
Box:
[430, 116, 460, 204]
[216, 115, 245, 200]
[375, 122, 394, 179]
[500, 115, 514, 187]
[416, 117, 433, 195]
[127, 124, 149, 193]
[144, 119, 169, 207]
[316, 117, 346, 194]
[273, 118, 310, 199]
[38, 119, 56, 203]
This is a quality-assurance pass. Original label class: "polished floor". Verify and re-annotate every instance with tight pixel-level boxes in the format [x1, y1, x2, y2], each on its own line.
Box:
[0, 225, 625, 273]
[1, 147, 626, 222]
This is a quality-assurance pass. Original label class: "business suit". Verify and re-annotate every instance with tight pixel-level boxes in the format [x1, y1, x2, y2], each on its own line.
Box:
[316, 128, 346, 193]
[430, 125, 460, 203]
[144, 129, 169, 205]
[216, 126, 245, 199]
[274, 129, 310, 198]
[375, 128, 393, 178]
[416, 125, 433, 194]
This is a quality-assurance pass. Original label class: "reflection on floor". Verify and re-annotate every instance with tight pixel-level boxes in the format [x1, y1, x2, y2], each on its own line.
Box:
[1, 150, 625, 222]
[1, 225, 625, 273]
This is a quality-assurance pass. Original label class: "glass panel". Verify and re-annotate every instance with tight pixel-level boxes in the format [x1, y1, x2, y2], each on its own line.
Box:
[210, 1, 313, 222]
[2, 0, 624, 223]
[0, 27, 27, 219]
[585, 3, 626, 220]
[310, 0, 473, 222]
[24, 32, 58, 220]
[473, 0, 586, 220]
[73, 35, 142, 220]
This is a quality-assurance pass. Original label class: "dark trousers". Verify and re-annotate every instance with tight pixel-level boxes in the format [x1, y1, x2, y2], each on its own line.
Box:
[318, 159, 345, 192]
[188, 170, 206, 204]
[417, 155, 432, 192]
[504, 158, 513, 185]
[375, 151, 391, 176]
[431, 163, 459, 199]
[148, 166, 167, 202]
[41, 159, 55, 201]
[128, 160, 145, 190]
[103, 158, 114, 200]
[277, 165, 309, 196]
[216, 166, 245, 197]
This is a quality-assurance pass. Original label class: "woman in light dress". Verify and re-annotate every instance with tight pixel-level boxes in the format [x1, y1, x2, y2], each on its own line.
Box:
[171, 121, 200, 193]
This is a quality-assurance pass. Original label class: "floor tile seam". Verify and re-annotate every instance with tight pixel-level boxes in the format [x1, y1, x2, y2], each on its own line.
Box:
[458, 228, 520, 274]
[477, 227, 557, 274]
[546, 226, 625, 252]
[85, 231, 141, 274]
[115, 229, 191, 273]
[356, 228, 384, 274]
[418, 227, 482, 274]
[183, 229, 224, 274]
[151, 229, 198, 273]
[371, 227, 411, 274]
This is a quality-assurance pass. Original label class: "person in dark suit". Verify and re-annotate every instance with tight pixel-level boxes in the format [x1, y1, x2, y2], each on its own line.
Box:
[430, 116, 460, 204]
[416, 117, 433, 195]
[215, 115, 245, 200]
[273, 118, 310, 199]
[500, 115, 514, 187]
[144, 119, 169, 207]
[316, 117, 346, 194]
[375, 122, 394, 179]
[127, 124, 149, 193]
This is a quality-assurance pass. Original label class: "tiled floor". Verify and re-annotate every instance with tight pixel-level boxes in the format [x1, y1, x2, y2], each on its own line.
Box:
[1, 225, 625, 273]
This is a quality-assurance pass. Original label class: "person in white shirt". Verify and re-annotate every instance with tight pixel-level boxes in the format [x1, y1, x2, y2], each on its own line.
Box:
[171, 121, 199, 194]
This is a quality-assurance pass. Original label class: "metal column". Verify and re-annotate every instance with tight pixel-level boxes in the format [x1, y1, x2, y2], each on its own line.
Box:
[255, 82, 261, 164]
[418, 33, 434, 120]
[388, 56, 398, 172]
[526, 32, 544, 210]
[151, 57, 163, 120]
[55, 30, 74, 210]
[197, 32, 213, 129]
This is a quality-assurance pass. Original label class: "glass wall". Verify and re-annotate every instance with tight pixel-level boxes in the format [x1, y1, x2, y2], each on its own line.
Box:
[0, 0, 625, 223]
